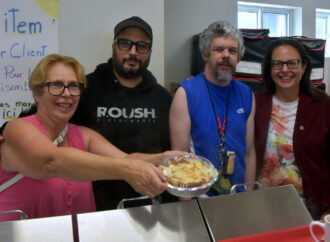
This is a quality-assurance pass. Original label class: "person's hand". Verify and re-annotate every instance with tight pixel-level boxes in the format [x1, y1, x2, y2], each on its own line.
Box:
[123, 159, 168, 198]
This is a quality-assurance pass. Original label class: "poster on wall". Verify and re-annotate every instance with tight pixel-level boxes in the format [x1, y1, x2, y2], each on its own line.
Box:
[0, 0, 59, 126]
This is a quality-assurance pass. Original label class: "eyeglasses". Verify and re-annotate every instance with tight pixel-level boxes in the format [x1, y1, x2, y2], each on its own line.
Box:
[271, 59, 301, 70]
[44, 82, 84, 96]
[115, 38, 151, 54]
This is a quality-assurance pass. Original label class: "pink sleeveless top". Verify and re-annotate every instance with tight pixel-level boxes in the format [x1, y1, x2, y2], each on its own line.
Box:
[0, 115, 95, 222]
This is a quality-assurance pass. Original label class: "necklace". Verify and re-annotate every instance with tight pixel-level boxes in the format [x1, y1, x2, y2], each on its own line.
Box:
[53, 125, 68, 146]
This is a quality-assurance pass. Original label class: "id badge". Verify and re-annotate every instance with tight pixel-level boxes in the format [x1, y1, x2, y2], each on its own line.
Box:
[221, 151, 235, 176]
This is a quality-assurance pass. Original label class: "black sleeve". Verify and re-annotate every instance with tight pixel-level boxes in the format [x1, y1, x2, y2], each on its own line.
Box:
[70, 92, 90, 126]
[18, 104, 37, 117]
[70, 73, 94, 126]
[0, 122, 8, 135]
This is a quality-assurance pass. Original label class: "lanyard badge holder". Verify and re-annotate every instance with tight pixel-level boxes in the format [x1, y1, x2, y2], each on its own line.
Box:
[217, 115, 235, 177]
[211, 135, 236, 195]
[219, 141, 235, 177]
[209, 116, 236, 195]
[204, 78, 236, 195]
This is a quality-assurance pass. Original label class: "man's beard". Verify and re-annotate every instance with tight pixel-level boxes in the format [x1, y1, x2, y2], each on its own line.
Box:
[216, 70, 232, 83]
[112, 51, 150, 79]
[215, 60, 234, 83]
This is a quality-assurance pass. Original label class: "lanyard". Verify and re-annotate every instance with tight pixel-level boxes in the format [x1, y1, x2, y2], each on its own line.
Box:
[204, 78, 231, 151]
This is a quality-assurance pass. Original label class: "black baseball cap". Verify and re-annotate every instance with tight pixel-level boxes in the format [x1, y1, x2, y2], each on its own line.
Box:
[114, 16, 153, 43]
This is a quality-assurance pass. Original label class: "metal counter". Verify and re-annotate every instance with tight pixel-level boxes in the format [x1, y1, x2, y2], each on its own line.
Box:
[0, 185, 314, 241]
[198, 185, 312, 241]
[77, 200, 211, 242]
[0, 215, 73, 242]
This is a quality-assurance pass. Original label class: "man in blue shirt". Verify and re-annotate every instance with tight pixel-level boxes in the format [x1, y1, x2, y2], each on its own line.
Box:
[170, 21, 256, 196]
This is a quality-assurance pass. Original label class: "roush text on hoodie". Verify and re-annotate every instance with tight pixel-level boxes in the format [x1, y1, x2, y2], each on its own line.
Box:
[96, 106, 157, 123]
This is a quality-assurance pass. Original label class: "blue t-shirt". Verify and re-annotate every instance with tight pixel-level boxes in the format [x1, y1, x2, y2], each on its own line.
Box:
[181, 73, 253, 195]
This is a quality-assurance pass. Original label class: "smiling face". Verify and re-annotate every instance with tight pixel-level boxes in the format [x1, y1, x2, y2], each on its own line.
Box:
[35, 62, 81, 123]
[203, 36, 239, 85]
[271, 45, 306, 97]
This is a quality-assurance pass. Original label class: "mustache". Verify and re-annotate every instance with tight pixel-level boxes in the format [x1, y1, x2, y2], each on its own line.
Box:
[123, 56, 140, 62]
[218, 60, 233, 67]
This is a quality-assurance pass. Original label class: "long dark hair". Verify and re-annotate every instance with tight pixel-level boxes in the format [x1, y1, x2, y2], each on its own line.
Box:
[262, 38, 327, 99]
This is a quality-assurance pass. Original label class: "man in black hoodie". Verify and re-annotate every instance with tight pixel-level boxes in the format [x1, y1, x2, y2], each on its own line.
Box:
[70, 16, 174, 210]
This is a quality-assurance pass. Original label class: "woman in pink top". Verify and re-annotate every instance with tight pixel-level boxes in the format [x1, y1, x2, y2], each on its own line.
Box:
[0, 54, 184, 222]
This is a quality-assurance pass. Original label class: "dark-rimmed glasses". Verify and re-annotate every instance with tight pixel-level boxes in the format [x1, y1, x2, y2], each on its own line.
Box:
[115, 38, 151, 54]
[272, 59, 301, 70]
[44, 82, 84, 96]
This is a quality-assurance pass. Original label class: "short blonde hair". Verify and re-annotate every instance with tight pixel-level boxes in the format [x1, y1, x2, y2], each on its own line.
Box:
[29, 54, 87, 96]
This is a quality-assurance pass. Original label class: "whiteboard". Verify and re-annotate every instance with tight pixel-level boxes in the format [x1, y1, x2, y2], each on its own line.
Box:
[0, 0, 59, 126]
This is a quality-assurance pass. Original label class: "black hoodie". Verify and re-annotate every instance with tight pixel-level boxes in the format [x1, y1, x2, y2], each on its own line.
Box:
[71, 58, 174, 210]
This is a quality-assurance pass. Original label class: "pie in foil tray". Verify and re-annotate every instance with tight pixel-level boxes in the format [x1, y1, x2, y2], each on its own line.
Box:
[159, 154, 218, 198]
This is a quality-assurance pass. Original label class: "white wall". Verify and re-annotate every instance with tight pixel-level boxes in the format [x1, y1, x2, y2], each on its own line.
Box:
[165, 0, 330, 93]
[57, 0, 330, 93]
[58, 0, 165, 85]
[164, 0, 237, 88]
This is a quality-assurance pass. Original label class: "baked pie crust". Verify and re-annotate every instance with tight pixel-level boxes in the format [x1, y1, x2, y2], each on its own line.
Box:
[160, 157, 215, 188]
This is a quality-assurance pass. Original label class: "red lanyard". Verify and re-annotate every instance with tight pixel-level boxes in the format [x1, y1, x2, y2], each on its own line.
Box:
[216, 116, 227, 136]
[204, 77, 231, 145]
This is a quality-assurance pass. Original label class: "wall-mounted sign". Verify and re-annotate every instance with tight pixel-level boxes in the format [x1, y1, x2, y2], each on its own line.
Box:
[0, 0, 59, 126]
